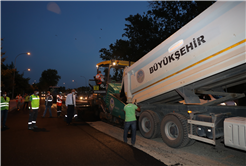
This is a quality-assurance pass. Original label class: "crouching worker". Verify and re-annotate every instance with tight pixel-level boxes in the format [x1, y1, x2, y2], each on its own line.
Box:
[28, 89, 40, 130]
[123, 98, 140, 146]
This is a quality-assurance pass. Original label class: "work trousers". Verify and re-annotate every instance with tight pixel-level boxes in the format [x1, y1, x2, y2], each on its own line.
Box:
[1, 109, 8, 127]
[17, 102, 21, 110]
[43, 105, 52, 117]
[57, 105, 62, 116]
[28, 109, 38, 127]
[23, 102, 29, 110]
[123, 120, 137, 145]
[67, 105, 74, 124]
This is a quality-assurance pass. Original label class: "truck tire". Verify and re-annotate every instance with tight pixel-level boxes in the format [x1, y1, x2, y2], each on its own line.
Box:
[139, 110, 160, 139]
[160, 113, 190, 148]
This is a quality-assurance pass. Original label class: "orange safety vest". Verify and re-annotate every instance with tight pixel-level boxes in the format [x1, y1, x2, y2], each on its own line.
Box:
[95, 74, 102, 84]
[56, 95, 62, 106]
[16, 96, 22, 102]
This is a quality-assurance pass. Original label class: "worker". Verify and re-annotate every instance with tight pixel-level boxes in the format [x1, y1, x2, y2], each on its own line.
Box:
[1, 91, 10, 130]
[23, 93, 30, 110]
[65, 91, 78, 120]
[16, 94, 22, 111]
[56, 92, 63, 117]
[42, 91, 53, 118]
[65, 89, 76, 125]
[28, 89, 40, 130]
[123, 98, 141, 146]
[73, 91, 78, 119]
[95, 71, 105, 89]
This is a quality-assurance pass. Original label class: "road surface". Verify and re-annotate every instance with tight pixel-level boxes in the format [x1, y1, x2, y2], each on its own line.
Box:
[1, 101, 165, 166]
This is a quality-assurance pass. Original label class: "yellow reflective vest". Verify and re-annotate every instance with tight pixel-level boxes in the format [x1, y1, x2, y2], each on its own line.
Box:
[29, 94, 40, 109]
[1, 96, 10, 111]
[24, 95, 30, 102]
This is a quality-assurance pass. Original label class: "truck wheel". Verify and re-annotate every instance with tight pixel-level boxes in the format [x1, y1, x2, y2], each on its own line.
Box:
[139, 110, 160, 139]
[160, 113, 189, 148]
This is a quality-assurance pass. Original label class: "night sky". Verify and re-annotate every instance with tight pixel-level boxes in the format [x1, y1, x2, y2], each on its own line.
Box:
[1, 1, 150, 89]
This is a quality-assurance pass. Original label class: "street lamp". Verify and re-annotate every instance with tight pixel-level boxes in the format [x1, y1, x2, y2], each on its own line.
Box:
[12, 52, 31, 99]
[80, 76, 87, 87]
[63, 82, 67, 90]
[72, 80, 77, 89]
[22, 68, 31, 75]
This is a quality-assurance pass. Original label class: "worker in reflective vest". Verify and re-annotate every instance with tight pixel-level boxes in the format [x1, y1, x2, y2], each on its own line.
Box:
[1, 92, 10, 129]
[95, 71, 103, 85]
[23, 93, 30, 110]
[28, 89, 40, 130]
[42, 91, 53, 118]
[56, 92, 63, 117]
[95, 71, 105, 89]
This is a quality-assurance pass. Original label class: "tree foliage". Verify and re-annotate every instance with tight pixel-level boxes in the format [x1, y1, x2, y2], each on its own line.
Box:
[39, 69, 61, 90]
[99, 1, 215, 62]
[100, 39, 131, 61]
[1, 38, 32, 96]
[122, 13, 165, 61]
[1, 38, 12, 83]
[149, 1, 215, 35]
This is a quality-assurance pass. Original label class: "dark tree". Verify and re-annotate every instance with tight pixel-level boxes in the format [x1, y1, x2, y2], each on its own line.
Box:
[99, 1, 215, 62]
[39, 69, 61, 91]
[1, 38, 32, 96]
[123, 13, 164, 62]
[148, 1, 215, 35]
[99, 39, 131, 61]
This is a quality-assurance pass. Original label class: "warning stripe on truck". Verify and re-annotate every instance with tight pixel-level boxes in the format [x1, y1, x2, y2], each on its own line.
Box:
[132, 39, 246, 95]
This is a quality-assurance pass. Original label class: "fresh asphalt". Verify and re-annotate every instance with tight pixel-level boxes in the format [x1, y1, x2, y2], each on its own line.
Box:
[1, 100, 166, 166]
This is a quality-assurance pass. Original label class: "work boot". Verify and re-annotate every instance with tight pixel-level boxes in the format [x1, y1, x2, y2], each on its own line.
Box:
[28, 126, 34, 130]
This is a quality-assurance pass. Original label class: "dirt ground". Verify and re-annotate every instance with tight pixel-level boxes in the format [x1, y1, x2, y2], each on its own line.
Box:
[88, 121, 246, 166]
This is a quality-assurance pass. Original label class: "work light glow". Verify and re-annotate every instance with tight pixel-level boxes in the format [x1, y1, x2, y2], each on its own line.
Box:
[168, 39, 184, 53]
